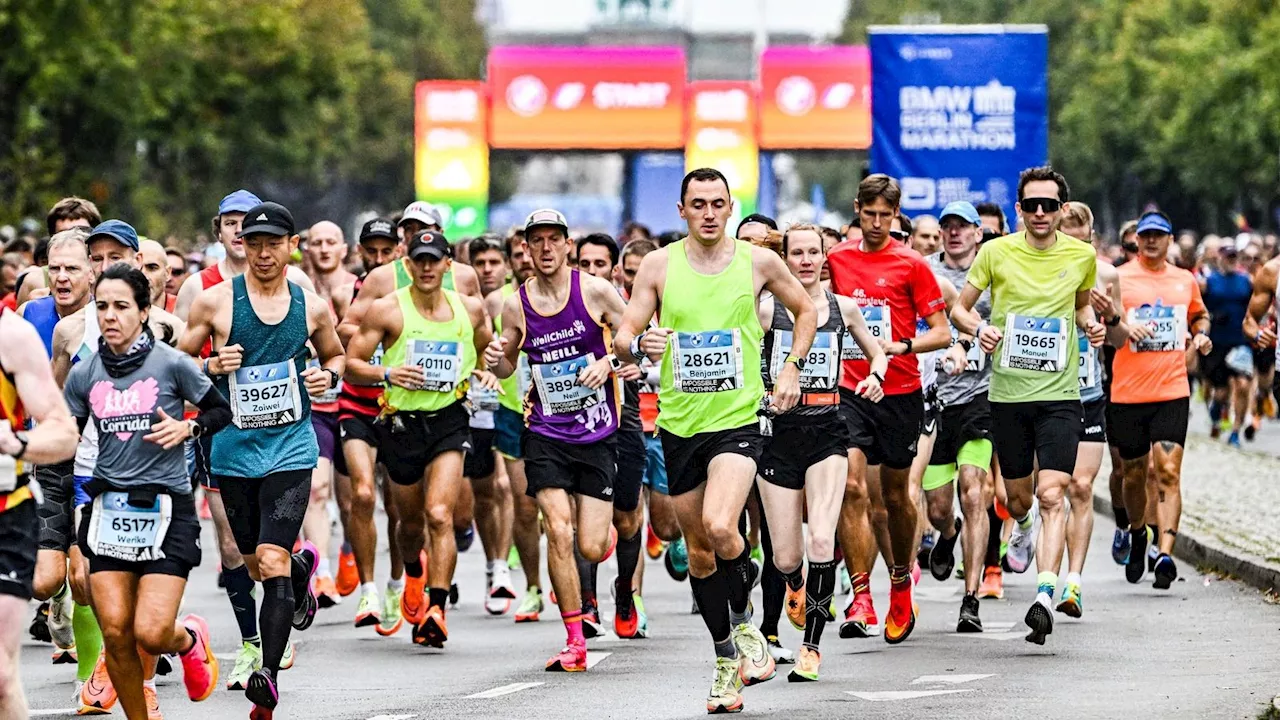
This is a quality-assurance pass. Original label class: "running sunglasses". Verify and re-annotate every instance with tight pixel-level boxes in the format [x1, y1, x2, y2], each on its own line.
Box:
[1018, 197, 1062, 214]
[889, 230, 910, 242]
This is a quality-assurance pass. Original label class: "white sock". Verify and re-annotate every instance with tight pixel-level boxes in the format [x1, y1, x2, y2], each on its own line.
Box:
[387, 578, 405, 592]
[1066, 572, 1082, 587]
[317, 557, 332, 577]
[143, 679, 157, 690]
[361, 582, 378, 597]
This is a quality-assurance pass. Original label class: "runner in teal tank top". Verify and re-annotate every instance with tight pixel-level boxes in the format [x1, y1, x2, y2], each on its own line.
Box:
[614, 169, 820, 715]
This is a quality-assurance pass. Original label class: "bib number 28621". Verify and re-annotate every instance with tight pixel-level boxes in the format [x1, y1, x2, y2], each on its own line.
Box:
[672, 330, 744, 393]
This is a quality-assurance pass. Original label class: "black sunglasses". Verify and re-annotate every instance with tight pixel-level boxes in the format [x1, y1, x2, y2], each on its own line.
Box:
[1019, 197, 1062, 214]
[889, 230, 910, 241]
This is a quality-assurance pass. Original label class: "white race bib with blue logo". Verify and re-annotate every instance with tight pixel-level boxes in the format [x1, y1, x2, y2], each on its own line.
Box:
[230, 361, 302, 429]
[672, 329, 744, 393]
[533, 354, 605, 415]
[769, 330, 838, 391]
[1127, 303, 1186, 353]
[406, 339, 462, 393]
[844, 306, 890, 361]
[1078, 336, 1096, 389]
[88, 491, 173, 562]
[1002, 314, 1067, 372]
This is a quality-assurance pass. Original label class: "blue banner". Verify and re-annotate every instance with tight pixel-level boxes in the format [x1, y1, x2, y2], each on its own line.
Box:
[869, 26, 1048, 226]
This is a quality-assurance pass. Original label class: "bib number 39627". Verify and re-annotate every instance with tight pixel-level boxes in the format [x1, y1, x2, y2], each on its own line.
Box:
[88, 491, 173, 562]
[1001, 314, 1067, 373]
[230, 361, 302, 430]
[672, 330, 744, 393]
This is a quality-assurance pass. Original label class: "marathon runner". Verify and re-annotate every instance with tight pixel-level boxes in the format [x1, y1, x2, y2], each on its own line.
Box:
[179, 201, 343, 718]
[1198, 242, 1253, 446]
[485, 209, 631, 672]
[0, 287, 81, 720]
[15, 197, 101, 306]
[396, 202, 481, 298]
[138, 240, 178, 313]
[347, 229, 495, 649]
[615, 169, 819, 713]
[951, 167, 1104, 645]
[1110, 211, 1210, 589]
[1244, 233, 1280, 440]
[825, 175, 951, 644]
[64, 264, 227, 719]
[757, 223, 887, 681]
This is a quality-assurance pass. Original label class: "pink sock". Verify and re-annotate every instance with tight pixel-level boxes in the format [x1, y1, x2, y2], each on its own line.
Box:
[562, 610, 585, 646]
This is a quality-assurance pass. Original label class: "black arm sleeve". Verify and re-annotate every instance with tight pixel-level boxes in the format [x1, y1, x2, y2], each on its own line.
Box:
[192, 386, 233, 437]
[76, 416, 88, 434]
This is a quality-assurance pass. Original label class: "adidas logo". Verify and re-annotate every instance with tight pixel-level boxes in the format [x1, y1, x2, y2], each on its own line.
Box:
[256, 213, 268, 221]
[715, 378, 736, 391]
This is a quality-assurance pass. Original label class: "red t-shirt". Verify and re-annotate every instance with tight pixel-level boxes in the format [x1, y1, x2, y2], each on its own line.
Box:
[196, 265, 224, 359]
[827, 239, 945, 395]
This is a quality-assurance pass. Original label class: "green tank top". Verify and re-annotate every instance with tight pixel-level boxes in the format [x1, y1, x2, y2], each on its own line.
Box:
[394, 259, 453, 291]
[494, 281, 531, 413]
[657, 240, 764, 437]
[382, 287, 475, 413]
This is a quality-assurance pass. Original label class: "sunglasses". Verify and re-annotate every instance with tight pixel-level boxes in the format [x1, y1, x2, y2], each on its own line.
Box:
[889, 230, 910, 242]
[1018, 197, 1062, 214]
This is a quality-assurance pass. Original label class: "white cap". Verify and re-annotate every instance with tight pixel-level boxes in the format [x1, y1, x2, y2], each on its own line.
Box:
[400, 201, 443, 229]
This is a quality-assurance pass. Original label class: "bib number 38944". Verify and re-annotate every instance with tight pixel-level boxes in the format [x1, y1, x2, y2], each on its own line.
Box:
[230, 361, 302, 430]
[672, 330, 744, 393]
[1001, 314, 1067, 373]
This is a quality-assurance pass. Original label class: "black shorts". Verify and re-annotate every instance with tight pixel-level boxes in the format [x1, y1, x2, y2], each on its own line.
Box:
[378, 403, 472, 486]
[217, 469, 312, 555]
[613, 430, 646, 513]
[522, 432, 617, 504]
[77, 489, 201, 579]
[192, 433, 215, 491]
[1080, 396, 1108, 443]
[921, 394, 941, 437]
[659, 424, 764, 497]
[1107, 397, 1191, 461]
[1254, 345, 1276, 375]
[464, 428, 497, 479]
[36, 460, 76, 551]
[929, 395, 992, 466]
[1201, 343, 1249, 388]
[0, 497, 38, 600]
[839, 389, 923, 469]
[990, 400, 1082, 479]
[760, 413, 849, 490]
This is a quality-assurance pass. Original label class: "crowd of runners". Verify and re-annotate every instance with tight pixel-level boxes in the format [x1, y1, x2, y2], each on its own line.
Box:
[0, 166, 1270, 717]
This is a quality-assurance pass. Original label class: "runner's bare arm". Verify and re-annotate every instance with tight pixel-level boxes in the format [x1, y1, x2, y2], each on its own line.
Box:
[760, 248, 817, 359]
[331, 281, 355, 326]
[581, 274, 629, 336]
[908, 276, 954, 355]
[951, 283, 985, 335]
[304, 289, 346, 394]
[757, 295, 775, 334]
[173, 271, 205, 322]
[345, 296, 392, 385]
[337, 265, 392, 345]
[452, 262, 483, 299]
[15, 268, 47, 308]
[50, 314, 81, 388]
[1076, 288, 1104, 347]
[177, 291, 218, 359]
[483, 288, 505, 332]
[838, 295, 889, 380]
[465, 295, 502, 393]
[286, 266, 316, 293]
[1244, 260, 1278, 346]
[484, 293, 526, 379]
[0, 313, 78, 464]
[614, 249, 666, 365]
[1095, 262, 1130, 346]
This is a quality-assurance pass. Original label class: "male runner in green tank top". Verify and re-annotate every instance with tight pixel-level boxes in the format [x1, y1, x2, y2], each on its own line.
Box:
[615, 168, 819, 714]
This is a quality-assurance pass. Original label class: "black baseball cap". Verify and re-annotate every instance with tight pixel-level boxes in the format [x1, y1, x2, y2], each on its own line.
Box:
[360, 217, 397, 243]
[406, 229, 450, 261]
[737, 213, 777, 234]
[237, 202, 295, 238]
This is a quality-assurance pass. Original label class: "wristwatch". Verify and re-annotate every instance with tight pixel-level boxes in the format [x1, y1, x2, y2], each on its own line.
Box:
[958, 338, 973, 353]
[187, 420, 204, 439]
[1105, 314, 1122, 327]
[608, 354, 624, 372]
[901, 338, 914, 354]
[784, 354, 807, 371]
[870, 370, 885, 384]
[324, 368, 340, 389]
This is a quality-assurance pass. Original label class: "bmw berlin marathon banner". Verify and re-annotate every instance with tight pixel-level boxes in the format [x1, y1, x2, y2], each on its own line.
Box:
[868, 26, 1049, 223]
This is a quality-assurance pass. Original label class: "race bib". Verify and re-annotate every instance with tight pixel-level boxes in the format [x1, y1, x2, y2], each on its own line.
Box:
[1078, 336, 1097, 389]
[672, 330, 744, 393]
[1127, 303, 1186, 353]
[406, 339, 462, 393]
[944, 327, 986, 373]
[1225, 345, 1255, 377]
[769, 330, 838, 391]
[88, 491, 173, 562]
[532, 354, 606, 415]
[230, 361, 302, 430]
[516, 354, 532, 401]
[1001, 314, 1067, 372]
[469, 383, 501, 413]
[371, 343, 385, 368]
[307, 359, 341, 404]
[0, 421, 15, 493]
[844, 306, 890, 361]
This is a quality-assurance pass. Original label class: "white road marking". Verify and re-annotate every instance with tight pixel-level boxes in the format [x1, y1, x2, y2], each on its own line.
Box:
[30, 710, 77, 717]
[367, 714, 419, 720]
[984, 621, 1016, 632]
[965, 631, 1025, 641]
[846, 689, 973, 701]
[463, 681, 542, 696]
[586, 651, 611, 668]
[912, 673, 994, 685]
[915, 586, 959, 602]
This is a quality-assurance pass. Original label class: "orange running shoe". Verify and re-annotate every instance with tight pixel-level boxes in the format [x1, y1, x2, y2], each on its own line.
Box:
[979, 565, 1005, 599]
[785, 581, 806, 631]
[884, 583, 918, 645]
[401, 551, 428, 626]
[314, 575, 341, 609]
[838, 592, 878, 639]
[413, 605, 448, 648]
[545, 642, 587, 672]
[335, 547, 359, 597]
[178, 614, 218, 702]
[645, 524, 665, 560]
[80, 653, 117, 712]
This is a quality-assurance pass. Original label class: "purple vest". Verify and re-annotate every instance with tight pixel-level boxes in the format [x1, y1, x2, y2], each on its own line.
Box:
[519, 270, 619, 444]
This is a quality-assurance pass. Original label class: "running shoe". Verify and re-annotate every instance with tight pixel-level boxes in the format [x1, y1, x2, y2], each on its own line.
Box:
[226, 641, 262, 690]
[52, 645, 77, 665]
[979, 565, 1004, 599]
[314, 575, 341, 609]
[49, 587, 74, 650]
[245, 669, 279, 712]
[645, 524, 665, 560]
[291, 541, 320, 631]
[1245, 417, 1259, 441]
[545, 642, 587, 672]
[1126, 527, 1150, 584]
[785, 580, 806, 631]
[515, 587, 544, 623]
[402, 551, 428, 626]
[179, 614, 218, 701]
[787, 646, 820, 682]
[335, 546, 359, 597]
[732, 623, 775, 685]
[144, 685, 163, 720]
[81, 654, 117, 712]
[956, 561, 966, 581]
[1152, 553, 1178, 590]
[29, 601, 51, 643]
[929, 518, 962, 581]
[449, 582, 459, 607]
[614, 599, 644, 639]
[707, 656, 744, 713]
[838, 566, 851, 595]
[1004, 499, 1040, 574]
[73, 681, 104, 716]
[665, 537, 689, 582]
[156, 654, 173, 676]
[957, 593, 982, 633]
[1056, 583, 1083, 618]
[839, 592, 879, 638]
[455, 524, 475, 553]
[1111, 527, 1131, 565]
[884, 583, 918, 645]
[486, 564, 517, 615]
[1227, 430, 1241, 448]
[279, 642, 295, 671]
[413, 606, 448, 648]
[916, 532, 936, 573]
[1147, 540, 1159, 572]
[582, 604, 605, 640]
[1024, 596, 1054, 645]
[354, 590, 381, 628]
[377, 585, 404, 636]
[765, 635, 795, 665]
[634, 595, 650, 637]
[507, 546, 521, 571]
[249, 705, 273, 720]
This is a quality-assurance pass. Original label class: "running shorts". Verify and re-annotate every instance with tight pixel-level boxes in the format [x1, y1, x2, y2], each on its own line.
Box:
[643, 434, 668, 495]
[0, 498, 38, 600]
[1106, 397, 1190, 461]
[990, 400, 1082, 479]
[378, 403, 472, 487]
[495, 406, 524, 460]
[613, 429, 645, 513]
[217, 469, 313, 555]
[522, 431, 617, 504]
[760, 413, 849, 491]
[312, 411, 339, 463]
[1080, 396, 1108, 444]
[839, 389, 923, 470]
[659, 424, 764, 497]
[929, 395, 993, 469]
[464, 428, 497, 479]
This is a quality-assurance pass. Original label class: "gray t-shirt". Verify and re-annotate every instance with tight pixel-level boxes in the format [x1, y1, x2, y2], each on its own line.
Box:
[65, 341, 213, 494]
[928, 252, 993, 407]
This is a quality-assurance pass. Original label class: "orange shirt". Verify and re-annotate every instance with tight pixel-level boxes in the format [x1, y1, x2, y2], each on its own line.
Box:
[1110, 262, 1205, 404]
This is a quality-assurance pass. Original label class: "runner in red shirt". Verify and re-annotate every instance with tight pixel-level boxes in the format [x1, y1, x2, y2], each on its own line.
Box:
[825, 175, 951, 645]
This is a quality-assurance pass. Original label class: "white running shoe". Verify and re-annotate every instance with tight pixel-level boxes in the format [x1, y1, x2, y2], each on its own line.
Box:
[48, 587, 74, 650]
[1005, 497, 1040, 574]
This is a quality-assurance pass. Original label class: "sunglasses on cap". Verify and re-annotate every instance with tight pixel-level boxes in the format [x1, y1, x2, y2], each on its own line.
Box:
[889, 230, 910, 242]
[1018, 197, 1062, 214]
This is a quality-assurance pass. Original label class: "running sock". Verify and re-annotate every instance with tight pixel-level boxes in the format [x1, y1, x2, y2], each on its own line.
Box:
[781, 565, 804, 592]
[984, 506, 1002, 567]
[404, 556, 424, 578]
[341, 540, 352, 554]
[1114, 507, 1130, 529]
[574, 545, 598, 611]
[428, 587, 449, 610]
[143, 678, 157, 691]
[259, 577, 294, 675]
[387, 578, 405, 592]
[360, 582, 378, 597]
[72, 603, 102, 683]
[561, 610, 585, 646]
[317, 557, 331, 578]
[803, 559, 838, 650]
[221, 563, 260, 643]
[1036, 571, 1057, 603]
[1016, 509, 1034, 531]
[1066, 572, 1082, 587]
[758, 515, 784, 638]
[690, 570, 732, 642]
[889, 564, 911, 591]
[850, 572, 871, 597]
[714, 636, 738, 660]
[717, 543, 754, 621]
[614, 529, 642, 599]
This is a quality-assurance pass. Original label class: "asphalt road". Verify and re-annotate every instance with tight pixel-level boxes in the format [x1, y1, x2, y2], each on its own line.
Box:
[20, 509, 1280, 720]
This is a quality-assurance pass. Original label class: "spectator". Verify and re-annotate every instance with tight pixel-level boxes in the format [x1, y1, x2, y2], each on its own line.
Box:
[622, 221, 652, 245]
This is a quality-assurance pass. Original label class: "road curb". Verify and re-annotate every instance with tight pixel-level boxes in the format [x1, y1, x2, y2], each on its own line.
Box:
[1092, 492, 1280, 594]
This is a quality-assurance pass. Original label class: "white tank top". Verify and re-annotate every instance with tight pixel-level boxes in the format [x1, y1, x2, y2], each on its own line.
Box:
[72, 309, 101, 477]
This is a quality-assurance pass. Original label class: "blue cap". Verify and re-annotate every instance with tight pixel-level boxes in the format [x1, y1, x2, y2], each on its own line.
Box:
[1135, 211, 1173, 235]
[218, 189, 262, 215]
[939, 201, 980, 225]
[87, 220, 140, 251]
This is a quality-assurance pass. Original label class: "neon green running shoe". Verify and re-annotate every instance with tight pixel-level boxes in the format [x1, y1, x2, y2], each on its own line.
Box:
[377, 585, 404, 636]
[226, 641, 261, 690]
